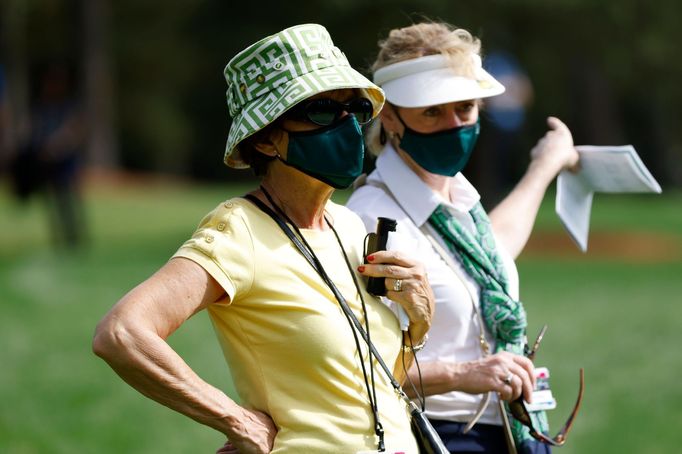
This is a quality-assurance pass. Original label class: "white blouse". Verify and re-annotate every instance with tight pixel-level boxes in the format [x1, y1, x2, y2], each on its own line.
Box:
[347, 144, 520, 425]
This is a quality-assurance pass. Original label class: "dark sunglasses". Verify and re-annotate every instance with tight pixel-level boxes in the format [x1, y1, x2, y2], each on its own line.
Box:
[285, 97, 374, 126]
[509, 325, 585, 446]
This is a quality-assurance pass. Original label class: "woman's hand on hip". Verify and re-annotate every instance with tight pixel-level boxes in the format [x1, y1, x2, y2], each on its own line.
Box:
[219, 408, 277, 453]
[529, 116, 579, 177]
[358, 250, 434, 340]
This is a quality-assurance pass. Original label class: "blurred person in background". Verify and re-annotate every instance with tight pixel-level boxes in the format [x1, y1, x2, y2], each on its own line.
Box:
[348, 22, 579, 453]
[93, 24, 434, 454]
[0, 64, 7, 171]
[9, 60, 86, 249]
[475, 49, 534, 201]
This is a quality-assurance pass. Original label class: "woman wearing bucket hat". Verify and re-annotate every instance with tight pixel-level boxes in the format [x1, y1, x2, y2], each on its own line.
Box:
[347, 22, 580, 453]
[93, 24, 435, 454]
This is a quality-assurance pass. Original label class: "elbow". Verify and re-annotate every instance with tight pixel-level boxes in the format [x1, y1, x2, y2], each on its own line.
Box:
[92, 316, 130, 362]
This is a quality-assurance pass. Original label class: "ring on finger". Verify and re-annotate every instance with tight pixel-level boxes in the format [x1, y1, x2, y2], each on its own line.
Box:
[502, 373, 513, 385]
[393, 279, 403, 292]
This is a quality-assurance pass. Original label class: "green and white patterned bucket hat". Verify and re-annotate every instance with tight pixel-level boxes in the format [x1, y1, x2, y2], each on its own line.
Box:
[223, 23, 385, 168]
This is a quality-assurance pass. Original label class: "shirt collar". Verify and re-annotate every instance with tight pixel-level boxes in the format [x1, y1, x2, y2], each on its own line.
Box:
[373, 143, 481, 226]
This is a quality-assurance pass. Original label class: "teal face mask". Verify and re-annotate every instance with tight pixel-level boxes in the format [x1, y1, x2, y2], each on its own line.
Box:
[279, 115, 365, 189]
[398, 117, 480, 176]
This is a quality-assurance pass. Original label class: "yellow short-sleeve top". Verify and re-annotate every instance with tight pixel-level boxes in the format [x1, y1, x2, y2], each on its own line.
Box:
[173, 198, 417, 454]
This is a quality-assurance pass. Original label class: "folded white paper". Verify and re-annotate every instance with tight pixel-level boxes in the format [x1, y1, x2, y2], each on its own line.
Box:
[555, 145, 662, 252]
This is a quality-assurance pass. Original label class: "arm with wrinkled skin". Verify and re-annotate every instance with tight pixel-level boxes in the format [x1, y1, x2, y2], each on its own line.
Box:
[404, 351, 536, 403]
[92, 257, 276, 454]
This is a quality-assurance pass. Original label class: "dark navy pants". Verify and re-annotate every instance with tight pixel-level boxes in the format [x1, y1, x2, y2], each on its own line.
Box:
[429, 419, 552, 454]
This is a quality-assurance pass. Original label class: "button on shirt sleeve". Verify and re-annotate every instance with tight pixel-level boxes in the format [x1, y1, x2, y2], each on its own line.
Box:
[173, 201, 255, 303]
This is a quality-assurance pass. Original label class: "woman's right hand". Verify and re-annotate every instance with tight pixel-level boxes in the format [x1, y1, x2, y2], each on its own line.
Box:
[456, 351, 536, 403]
[218, 408, 277, 453]
[357, 250, 435, 343]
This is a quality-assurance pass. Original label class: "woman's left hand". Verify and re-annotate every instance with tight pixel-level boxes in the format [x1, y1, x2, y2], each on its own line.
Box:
[530, 116, 579, 176]
[358, 250, 434, 342]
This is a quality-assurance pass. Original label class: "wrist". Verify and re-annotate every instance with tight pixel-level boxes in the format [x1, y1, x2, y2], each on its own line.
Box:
[525, 159, 558, 187]
[451, 360, 473, 389]
[406, 320, 430, 348]
[215, 402, 249, 439]
[530, 151, 566, 176]
[402, 332, 428, 353]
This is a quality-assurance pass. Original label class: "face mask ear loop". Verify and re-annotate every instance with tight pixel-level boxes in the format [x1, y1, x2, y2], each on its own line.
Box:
[270, 125, 289, 162]
[379, 98, 399, 147]
[391, 105, 411, 142]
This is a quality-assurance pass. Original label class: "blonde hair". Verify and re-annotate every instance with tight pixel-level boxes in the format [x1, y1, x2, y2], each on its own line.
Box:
[366, 22, 482, 155]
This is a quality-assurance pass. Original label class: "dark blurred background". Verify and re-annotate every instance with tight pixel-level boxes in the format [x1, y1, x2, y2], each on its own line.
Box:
[1, 0, 680, 199]
[2, 3, 681, 452]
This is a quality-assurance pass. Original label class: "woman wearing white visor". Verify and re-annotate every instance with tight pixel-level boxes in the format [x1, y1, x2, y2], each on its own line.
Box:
[347, 22, 579, 453]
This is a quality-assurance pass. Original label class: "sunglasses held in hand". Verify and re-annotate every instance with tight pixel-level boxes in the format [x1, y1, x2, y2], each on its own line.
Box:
[286, 97, 374, 126]
[510, 325, 585, 446]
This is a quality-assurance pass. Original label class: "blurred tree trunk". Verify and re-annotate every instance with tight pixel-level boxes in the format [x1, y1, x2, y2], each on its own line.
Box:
[82, 0, 118, 168]
[0, 0, 30, 160]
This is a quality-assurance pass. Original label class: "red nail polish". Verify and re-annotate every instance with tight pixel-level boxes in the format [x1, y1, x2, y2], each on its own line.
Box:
[367, 255, 375, 262]
[357, 265, 365, 272]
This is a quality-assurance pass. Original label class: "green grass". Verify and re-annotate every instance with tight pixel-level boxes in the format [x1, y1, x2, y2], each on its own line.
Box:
[1, 180, 680, 453]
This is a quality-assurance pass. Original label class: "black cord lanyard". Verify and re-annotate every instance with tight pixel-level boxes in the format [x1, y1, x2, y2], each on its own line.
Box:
[250, 187, 387, 451]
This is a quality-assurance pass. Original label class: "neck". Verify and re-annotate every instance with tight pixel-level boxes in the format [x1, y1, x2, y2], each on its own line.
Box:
[392, 140, 452, 202]
[258, 163, 333, 230]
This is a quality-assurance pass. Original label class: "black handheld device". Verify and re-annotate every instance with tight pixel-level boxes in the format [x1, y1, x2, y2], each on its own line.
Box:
[365, 217, 397, 296]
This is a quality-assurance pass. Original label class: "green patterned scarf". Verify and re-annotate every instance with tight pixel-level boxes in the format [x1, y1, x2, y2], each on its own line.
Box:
[428, 202, 549, 448]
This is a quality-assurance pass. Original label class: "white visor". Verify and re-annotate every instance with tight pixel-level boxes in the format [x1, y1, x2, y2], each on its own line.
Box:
[373, 54, 505, 108]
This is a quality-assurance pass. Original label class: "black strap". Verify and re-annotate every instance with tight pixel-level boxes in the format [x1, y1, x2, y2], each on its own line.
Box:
[244, 194, 406, 396]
